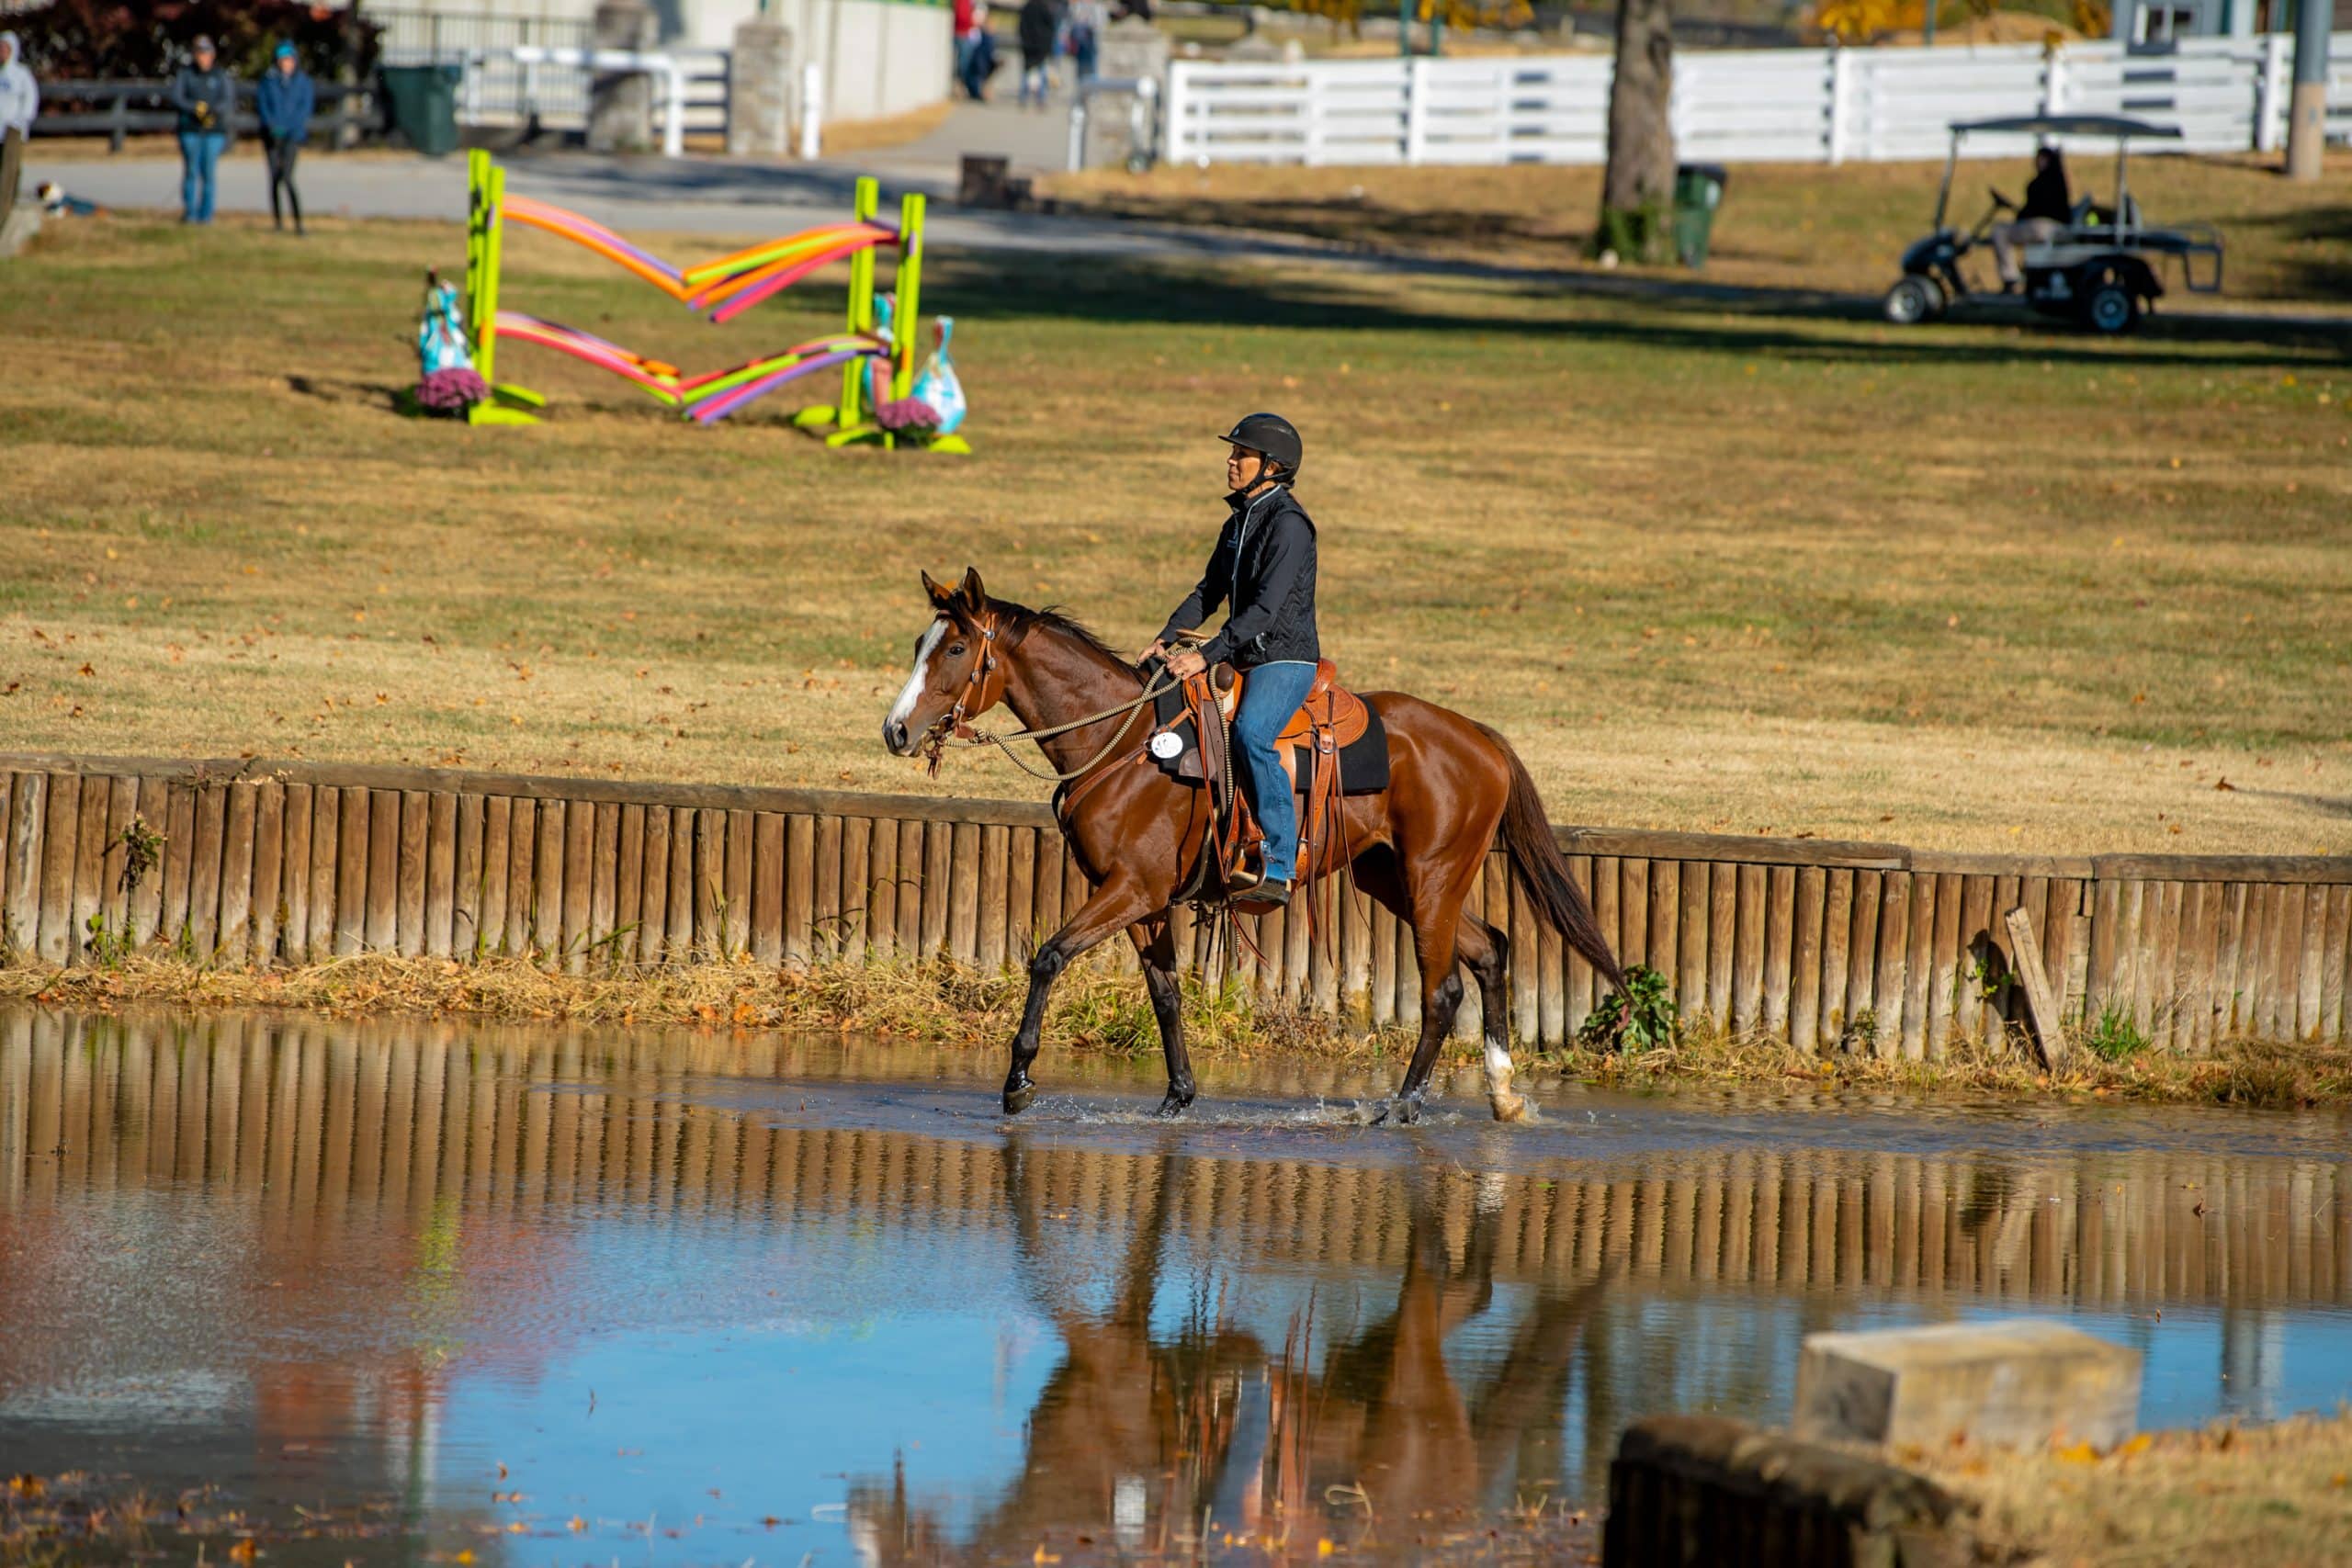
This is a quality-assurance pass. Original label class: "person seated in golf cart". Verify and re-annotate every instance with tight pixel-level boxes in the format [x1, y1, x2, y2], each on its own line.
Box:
[1990, 147, 2071, 294]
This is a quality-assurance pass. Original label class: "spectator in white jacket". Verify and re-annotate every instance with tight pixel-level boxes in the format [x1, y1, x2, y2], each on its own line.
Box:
[0, 31, 39, 217]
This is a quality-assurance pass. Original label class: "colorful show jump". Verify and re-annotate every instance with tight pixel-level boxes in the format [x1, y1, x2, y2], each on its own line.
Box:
[459, 151, 967, 450]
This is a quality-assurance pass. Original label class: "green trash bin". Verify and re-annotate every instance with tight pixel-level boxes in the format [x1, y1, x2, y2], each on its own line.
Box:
[379, 64, 462, 157]
[1672, 163, 1727, 269]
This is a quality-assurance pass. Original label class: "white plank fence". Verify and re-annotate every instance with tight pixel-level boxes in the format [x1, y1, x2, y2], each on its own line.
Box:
[1165, 33, 2352, 166]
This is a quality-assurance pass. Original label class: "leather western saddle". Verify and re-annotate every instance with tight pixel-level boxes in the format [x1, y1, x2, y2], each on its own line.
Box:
[1176, 655, 1370, 908]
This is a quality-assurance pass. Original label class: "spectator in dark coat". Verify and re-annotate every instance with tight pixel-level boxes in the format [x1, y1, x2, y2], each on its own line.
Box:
[170, 35, 235, 223]
[255, 41, 312, 234]
[1016, 0, 1059, 109]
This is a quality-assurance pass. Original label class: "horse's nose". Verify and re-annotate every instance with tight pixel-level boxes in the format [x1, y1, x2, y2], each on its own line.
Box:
[883, 718, 908, 755]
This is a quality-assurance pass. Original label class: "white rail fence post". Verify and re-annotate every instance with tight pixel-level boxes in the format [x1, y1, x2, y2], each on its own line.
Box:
[2040, 39, 2068, 119]
[1404, 55, 1430, 164]
[1826, 41, 1850, 164]
[2254, 28, 2291, 152]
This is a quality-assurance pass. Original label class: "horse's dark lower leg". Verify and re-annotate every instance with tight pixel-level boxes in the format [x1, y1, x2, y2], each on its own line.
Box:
[1455, 916, 1527, 1122]
[1132, 919, 1194, 1117]
[1004, 876, 1157, 1115]
[1390, 967, 1465, 1123]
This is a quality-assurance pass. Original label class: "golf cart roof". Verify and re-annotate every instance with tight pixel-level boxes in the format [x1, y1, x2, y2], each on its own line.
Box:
[1950, 114, 2184, 140]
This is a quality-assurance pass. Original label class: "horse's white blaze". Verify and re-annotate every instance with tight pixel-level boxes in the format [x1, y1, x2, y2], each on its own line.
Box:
[888, 618, 947, 731]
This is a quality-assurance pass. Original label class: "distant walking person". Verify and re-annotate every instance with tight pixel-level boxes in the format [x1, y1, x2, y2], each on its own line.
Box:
[1016, 0, 1058, 108]
[171, 35, 235, 224]
[256, 41, 311, 233]
[1990, 147, 2072, 294]
[0, 30, 37, 218]
[1068, 0, 1104, 82]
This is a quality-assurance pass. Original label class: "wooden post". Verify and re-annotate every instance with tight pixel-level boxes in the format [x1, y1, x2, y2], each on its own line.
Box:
[867, 816, 899, 961]
[279, 783, 313, 961]
[948, 822, 981, 964]
[813, 814, 845, 964]
[397, 789, 430, 959]
[191, 784, 229, 961]
[37, 773, 81, 965]
[587, 802, 619, 965]
[503, 797, 537, 959]
[636, 804, 670, 964]
[306, 784, 339, 961]
[560, 798, 594, 972]
[216, 783, 256, 966]
[532, 798, 566, 963]
[249, 780, 284, 966]
[477, 796, 511, 958]
[453, 795, 485, 959]
[71, 777, 111, 965]
[784, 813, 815, 971]
[724, 808, 753, 959]
[2004, 906, 2070, 1073]
[752, 812, 786, 965]
[366, 787, 401, 954]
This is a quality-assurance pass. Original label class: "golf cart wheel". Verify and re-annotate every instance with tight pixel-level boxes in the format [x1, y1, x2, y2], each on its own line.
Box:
[2084, 279, 2140, 334]
[1883, 276, 1939, 327]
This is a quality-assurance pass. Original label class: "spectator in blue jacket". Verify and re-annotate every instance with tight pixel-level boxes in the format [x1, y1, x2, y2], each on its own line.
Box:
[255, 41, 312, 234]
[169, 35, 234, 223]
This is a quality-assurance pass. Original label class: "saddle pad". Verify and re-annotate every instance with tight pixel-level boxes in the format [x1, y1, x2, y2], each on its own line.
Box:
[1148, 684, 1390, 795]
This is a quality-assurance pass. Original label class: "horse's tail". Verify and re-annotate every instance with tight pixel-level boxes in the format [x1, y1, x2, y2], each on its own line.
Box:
[1477, 723, 1625, 996]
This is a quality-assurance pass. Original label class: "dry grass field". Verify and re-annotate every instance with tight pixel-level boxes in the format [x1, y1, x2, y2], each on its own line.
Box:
[2, 208, 2346, 855]
[1049, 153, 2352, 305]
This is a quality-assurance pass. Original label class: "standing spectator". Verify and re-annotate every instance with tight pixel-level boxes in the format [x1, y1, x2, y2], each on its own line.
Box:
[1016, 0, 1058, 109]
[0, 30, 37, 218]
[255, 41, 311, 234]
[1068, 0, 1105, 83]
[170, 35, 235, 224]
[952, 0, 983, 100]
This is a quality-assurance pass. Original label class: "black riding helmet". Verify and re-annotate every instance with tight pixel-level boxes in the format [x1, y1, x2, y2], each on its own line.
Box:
[1220, 412, 1303, 481]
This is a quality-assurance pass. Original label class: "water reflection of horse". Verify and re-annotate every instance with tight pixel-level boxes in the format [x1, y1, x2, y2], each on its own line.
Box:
[882, 569, 1627, 1123]
[844, 1136, 1609, 1562]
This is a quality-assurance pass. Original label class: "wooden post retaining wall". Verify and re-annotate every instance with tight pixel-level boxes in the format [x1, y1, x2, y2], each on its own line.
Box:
[3, 753, 2346, 1052]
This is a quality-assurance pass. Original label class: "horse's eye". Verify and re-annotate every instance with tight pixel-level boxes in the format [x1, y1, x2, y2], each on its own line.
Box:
[948, 643, 967, 657]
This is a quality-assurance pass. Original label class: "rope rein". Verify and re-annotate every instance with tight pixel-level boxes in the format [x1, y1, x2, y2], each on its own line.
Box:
[920, 613, 1185, 784]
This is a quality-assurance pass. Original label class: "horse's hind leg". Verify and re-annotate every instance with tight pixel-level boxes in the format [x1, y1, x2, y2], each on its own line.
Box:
[1454, 915, 1529, 1122]
[1130, 917, 1195, 1118]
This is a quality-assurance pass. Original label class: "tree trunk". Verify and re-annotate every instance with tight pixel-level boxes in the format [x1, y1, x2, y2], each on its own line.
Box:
[1598, 0, 1676, 263]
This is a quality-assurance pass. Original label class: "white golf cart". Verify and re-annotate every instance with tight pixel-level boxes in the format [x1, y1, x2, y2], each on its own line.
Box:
[1883, 113, 2224, 334]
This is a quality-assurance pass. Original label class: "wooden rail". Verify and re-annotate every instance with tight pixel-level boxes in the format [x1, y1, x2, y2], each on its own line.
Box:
[2, 752, 2346, 1051]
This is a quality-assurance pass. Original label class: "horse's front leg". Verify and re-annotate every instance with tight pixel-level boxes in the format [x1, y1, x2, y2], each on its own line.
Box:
[1004, 874, 1159, 1114]
[1129, 917, 1194, 1117]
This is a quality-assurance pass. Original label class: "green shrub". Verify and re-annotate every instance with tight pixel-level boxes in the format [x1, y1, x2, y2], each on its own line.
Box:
[2086, 1004, 2149, 1062]
[1577, 964, 1680, 1053]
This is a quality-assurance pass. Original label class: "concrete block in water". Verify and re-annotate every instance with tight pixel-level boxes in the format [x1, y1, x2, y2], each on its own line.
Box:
[1794, 1319, 2141, 1451]
[1604, 1414, 1973, 1568]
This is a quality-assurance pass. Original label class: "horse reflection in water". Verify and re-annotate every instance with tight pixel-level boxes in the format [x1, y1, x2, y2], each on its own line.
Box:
[845, 1137, 1609, 1562]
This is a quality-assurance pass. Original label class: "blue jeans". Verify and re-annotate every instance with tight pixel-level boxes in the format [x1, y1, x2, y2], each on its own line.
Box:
[178, 130, 225, 222]
[1230, 660, 1317, 886]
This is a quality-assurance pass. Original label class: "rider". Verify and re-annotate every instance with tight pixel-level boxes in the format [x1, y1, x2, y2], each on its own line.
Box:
[1139, 412, 1319, 908]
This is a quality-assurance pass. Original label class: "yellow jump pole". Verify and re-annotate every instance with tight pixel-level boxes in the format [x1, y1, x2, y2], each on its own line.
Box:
[894, 191, 924, 405]
[797, 175, 877, 431]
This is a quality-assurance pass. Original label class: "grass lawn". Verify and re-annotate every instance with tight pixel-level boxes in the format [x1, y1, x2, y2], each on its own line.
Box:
[1048, 153, 2352, 306]
[1, 209, 2346, 856]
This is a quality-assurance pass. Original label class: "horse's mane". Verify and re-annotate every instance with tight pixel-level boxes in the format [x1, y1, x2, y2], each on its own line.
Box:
[995, 599, 1131, 671]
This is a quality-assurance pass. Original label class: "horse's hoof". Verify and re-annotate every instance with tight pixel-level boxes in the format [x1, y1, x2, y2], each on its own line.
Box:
[1489, 1091, 1532, 1124]
[1385, 1093, 1424, 1127]
[1003, 1080, 1035, 1115]
[1153, 1090, 1193, 1120]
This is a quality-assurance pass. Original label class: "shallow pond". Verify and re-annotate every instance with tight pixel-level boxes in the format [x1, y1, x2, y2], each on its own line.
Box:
[2, 1004, 2348, 1564]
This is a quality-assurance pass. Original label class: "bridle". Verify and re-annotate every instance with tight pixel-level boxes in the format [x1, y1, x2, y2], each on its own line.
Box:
[916, 605, 1182, 784]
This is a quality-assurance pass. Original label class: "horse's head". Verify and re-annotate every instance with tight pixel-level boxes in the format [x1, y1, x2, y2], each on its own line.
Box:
[883, 566, 1005, 757]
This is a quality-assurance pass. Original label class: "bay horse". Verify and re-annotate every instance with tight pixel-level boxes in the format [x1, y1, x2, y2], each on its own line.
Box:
[882, 568, 1625, 1123]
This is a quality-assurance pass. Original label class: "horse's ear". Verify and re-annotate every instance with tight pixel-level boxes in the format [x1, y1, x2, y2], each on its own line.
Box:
[957, 566, 987, 609]
[921, 570, 956, 608]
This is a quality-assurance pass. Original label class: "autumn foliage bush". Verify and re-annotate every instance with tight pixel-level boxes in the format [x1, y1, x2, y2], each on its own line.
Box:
[9, 0, 381, 82]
